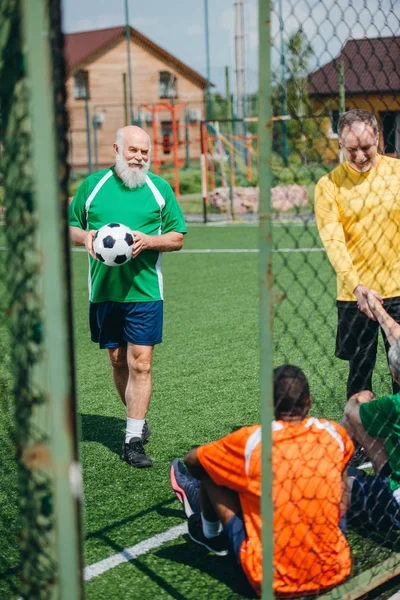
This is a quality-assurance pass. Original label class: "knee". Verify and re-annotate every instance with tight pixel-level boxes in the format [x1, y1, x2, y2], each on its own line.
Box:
[129, 357, 152, 377]
[108, 350, 128, 372]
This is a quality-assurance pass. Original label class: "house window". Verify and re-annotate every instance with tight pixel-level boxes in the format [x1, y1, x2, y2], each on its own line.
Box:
[330, 110, 340, 137]
[159, 71, 177, 99]
[74, 70, 89, 100]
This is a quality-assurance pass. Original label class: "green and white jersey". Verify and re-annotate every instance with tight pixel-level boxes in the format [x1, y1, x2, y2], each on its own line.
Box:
[69, 168, 186, 303]
[359, 393, 400, 492]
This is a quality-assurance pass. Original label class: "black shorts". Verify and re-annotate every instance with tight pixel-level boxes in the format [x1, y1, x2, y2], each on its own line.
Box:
[336, 296, 400, 360]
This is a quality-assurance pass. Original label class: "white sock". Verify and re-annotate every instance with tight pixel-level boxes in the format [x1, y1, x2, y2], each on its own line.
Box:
[201, 514, 223, 539]
[125, 418, 145, 443]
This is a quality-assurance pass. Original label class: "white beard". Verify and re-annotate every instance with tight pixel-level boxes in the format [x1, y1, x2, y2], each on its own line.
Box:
[115, 153, 150, 189]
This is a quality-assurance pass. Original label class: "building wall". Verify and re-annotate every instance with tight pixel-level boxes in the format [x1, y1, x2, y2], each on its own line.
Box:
[66, 38, 205, 171]
[312, 93, 400, 163]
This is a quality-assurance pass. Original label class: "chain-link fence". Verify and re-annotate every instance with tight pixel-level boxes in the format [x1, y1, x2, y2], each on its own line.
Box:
[2, 0, 400, 598]
[0, 1, 83, 598]
[262, 0, 400, 597]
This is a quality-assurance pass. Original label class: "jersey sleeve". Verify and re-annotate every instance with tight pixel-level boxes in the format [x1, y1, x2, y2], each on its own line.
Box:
[161, 183, 187, 234]
[69, 178, 89, 230]
[197, 426, 259, 492]
[314, 175, 360, 296]
[360, 395, 400, 439]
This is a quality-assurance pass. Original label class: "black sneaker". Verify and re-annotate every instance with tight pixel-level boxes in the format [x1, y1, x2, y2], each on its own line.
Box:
[187, 513, 228, 556]
[122, 437, 153, 468]
[142, 420, 151, 443]
[349, 446, 371, 469]
[170, 458, 201, 517]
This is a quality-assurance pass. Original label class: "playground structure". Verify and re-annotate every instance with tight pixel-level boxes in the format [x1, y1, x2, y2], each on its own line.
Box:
[200, 119, 260, 221]
[68, 101, 202, 200]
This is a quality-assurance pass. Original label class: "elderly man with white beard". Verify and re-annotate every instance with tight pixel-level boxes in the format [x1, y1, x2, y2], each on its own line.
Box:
[69, 125, 186, 468]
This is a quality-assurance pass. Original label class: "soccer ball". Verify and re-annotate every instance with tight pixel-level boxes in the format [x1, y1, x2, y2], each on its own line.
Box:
[93, 223, 134, 267]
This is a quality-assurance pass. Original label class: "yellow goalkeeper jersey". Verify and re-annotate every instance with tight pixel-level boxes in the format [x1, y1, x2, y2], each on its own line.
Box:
[315, 155, 400, 301]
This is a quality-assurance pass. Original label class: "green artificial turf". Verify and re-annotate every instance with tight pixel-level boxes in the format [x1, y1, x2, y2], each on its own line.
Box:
[0, 222, 398, 599]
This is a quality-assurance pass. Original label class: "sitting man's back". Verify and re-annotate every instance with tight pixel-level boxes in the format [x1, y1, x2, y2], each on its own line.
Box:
[171, 365, 353, 597]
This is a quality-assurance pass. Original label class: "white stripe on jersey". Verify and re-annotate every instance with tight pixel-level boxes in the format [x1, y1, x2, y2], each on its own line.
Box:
[84, 170, 113, 224]
[145, 175, 166, 300]
[244, 427, 261, 476]
[304, 417, 345, 452]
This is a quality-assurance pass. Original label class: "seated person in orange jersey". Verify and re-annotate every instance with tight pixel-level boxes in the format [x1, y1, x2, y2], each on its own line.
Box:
[170, 365, 353, 597]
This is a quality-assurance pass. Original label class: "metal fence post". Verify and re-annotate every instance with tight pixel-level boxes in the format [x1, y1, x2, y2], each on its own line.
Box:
[259, 0, 274, 598]
[21, 0, 84, 597]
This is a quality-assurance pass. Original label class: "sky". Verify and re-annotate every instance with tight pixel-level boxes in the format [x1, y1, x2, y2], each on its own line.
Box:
[61, 0, 259, 93]
[62, 0, 399, 94]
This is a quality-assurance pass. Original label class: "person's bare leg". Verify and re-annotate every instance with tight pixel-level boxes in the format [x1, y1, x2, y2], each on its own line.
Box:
[342, 415, 388, 474]
[125, 343, 153, 419]
[107, 346, 128, 407]
[200, 479, 241, 528]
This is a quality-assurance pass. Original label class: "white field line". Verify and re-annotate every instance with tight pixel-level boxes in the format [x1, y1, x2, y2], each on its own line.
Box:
[15, 523, 188, 597]
[84, 523, 187, 582]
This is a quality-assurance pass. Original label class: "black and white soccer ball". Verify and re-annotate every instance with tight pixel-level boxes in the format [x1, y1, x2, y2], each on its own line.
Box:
[93, 223, 134, 267]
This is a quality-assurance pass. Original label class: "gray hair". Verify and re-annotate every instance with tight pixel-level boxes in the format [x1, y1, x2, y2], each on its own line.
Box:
[115, 127, 151, 151]
[388, 341, 400, 380]
[338, 109, 379, 138]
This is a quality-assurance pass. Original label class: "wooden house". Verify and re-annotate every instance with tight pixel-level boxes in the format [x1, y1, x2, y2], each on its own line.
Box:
[64, 26, 209, 170]
[308, 36, 400, 163]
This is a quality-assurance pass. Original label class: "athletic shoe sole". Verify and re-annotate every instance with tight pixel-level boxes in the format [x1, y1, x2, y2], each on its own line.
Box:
[187, 530, 229, 557]
[170, 462, 195, 518]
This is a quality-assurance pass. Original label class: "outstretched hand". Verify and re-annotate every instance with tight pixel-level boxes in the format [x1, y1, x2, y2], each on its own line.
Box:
[354, 284, 382, 320]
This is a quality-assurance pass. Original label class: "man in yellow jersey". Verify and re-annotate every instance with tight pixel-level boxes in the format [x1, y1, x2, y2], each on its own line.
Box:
[315, 109, 400, 400]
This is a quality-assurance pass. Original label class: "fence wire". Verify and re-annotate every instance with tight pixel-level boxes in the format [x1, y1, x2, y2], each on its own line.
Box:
[268, 1, 400, 597]
[201, 2, 400, 598]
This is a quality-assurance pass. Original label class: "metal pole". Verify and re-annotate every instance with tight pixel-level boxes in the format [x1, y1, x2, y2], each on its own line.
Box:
[124, 0, 134, 124]
[234, 0, 246, 137]
[85, 92, 92, 174]
[225, 66, 233, 135]
[184, 105, 190, 169]
[204, 0, 212, 120]
[21, 0, 83, 597]
[278, 0, 289, 166]
[171, 104, 180, 200]
[339, 61, 345, 163]
[93, 119, 99, 172]
[200, 121, 208, 224]
[123, 72, 128, 126]
[69, 130, 75, 181]
[259, 0, 274, 598]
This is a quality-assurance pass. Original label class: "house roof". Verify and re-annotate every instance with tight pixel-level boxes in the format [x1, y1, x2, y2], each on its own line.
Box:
[64, 26, 209, 90]
[308, 36, 400, 97]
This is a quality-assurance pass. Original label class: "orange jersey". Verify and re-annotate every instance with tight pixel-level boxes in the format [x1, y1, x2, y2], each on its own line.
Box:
[196, 419, 353, 597]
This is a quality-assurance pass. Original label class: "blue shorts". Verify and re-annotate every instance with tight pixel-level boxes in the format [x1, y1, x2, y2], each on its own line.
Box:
[225, 511, 247, 566]
[225, 512, 258, 597]
[89, 301, 163, 349]
[347, 466, 400, 532]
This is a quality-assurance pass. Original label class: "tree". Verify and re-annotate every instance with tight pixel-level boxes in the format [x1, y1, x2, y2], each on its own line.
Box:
[285, 27, 321, 163]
